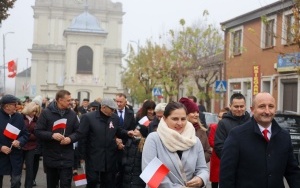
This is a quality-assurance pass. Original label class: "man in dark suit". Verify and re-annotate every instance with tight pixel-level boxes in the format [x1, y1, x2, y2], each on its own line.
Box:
[220, 92, 300, 188]
[77, 98, 89, 115]
[114, 93, 136, 187]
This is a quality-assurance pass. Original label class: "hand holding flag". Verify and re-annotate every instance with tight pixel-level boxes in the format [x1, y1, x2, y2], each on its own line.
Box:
[140, 157, 170, 188]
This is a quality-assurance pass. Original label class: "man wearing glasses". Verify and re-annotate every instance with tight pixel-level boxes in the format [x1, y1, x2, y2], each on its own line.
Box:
[0, 94, 29, 188]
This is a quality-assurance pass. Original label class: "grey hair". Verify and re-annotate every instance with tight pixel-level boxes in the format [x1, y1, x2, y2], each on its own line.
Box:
[154, 103, 168, 112]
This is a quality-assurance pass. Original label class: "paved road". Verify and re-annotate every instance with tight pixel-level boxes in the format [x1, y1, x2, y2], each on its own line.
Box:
[3, 158, 86, 188]
[3, 160, 290, 188]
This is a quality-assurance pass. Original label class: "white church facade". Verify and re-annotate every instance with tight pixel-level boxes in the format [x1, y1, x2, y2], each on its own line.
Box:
[29, 0, 124, 101]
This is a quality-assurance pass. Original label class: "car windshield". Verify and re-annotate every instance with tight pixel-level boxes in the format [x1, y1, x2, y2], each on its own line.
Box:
[203, 112, 218, 127]
[274, 114, 300, 155]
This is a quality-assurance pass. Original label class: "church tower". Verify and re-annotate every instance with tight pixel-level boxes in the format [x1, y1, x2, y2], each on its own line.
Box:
[29, 0, 124, 101]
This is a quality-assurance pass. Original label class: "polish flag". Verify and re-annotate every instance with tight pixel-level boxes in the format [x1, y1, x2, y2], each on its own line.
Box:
[73, 174, 87, 186]
[3, 123, 20, 140]
[138, 116, 150, 127]
[140, 157, 170, 188]
[52, 119, 67, 131]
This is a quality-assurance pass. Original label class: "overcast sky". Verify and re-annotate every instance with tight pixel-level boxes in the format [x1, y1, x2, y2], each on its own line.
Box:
[0, 0, 278, 91]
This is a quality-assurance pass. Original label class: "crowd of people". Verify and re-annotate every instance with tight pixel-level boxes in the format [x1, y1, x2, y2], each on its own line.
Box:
[0, 90, 300, 188]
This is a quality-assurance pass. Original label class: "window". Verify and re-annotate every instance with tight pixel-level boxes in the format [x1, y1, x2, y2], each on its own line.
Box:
[285, 14, 294, 44]
[265, 19, 274, 47]
[233, 30, 242, 55]
[230, 26, 243, 56]
[77, 46, 93, 74]
[261, 16, 276, 49]
[282, 12, 296, 45]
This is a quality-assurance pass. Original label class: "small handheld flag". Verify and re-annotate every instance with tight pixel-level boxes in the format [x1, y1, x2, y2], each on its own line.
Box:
[73, 174, 87, 186]
[3, 123, 20, 140]
[73, 162, 87, 186]
[138, 116, 150, 127]
[140, 157, 170, 188]
[52, 119, 67, 131]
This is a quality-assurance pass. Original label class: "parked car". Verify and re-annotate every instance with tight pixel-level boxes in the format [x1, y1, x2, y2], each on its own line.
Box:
[203, 112, 218, 128]
[274, 112, 300, 159]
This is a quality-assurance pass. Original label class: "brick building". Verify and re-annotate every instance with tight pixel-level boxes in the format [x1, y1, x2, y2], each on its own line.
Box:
[221, 0, 300, 113]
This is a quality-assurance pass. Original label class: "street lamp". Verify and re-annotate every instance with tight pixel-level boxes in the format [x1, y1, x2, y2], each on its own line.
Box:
[129, 40, 140, 54]
[2, 31, 14, 94]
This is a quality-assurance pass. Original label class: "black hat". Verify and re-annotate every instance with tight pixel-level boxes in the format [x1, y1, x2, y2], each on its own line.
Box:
[136, 124, 148, 138]
[0, 94, 19, 105]
[88, 101, 100, 108]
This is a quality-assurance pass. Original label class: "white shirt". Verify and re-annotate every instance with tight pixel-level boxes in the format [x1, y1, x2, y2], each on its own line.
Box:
[258, 123, 272, 140]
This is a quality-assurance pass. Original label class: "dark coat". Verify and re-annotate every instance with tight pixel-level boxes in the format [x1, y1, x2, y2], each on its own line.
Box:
[220, 117, 300, 188]
[77, 106, 88, 115]
[214, 111, 250, 158]
[195, 127, 211, 163]
[34, 102, 80, 168]
[22, 114, 38, 151]
[0, 109, 29, 175]
[115, 107, 136, 134]
[148, 117, 160, 133]
[121, 138, 146, 188]
[78, 110, 128, 172]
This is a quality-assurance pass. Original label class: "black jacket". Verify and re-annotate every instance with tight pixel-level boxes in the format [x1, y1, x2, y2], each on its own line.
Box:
[116, 107, 135, 131]
[214, 111, 250, 158]
[148, 117, 160, 133]
[0, 109, 29, 175]
[220, 117, 300, 188]
[34, 102, 81, 168]
[78, 110, 129, 172]
[121, 138, 146, 188]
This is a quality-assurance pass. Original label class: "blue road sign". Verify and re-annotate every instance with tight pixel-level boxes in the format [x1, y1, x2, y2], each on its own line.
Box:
[153, 87, 162, 96]
[215, 81, 227, 93]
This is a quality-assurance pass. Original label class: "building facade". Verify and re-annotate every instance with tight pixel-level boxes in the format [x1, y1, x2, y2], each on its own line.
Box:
[221, 0, 300, 113]
[29, 0, 124, 101]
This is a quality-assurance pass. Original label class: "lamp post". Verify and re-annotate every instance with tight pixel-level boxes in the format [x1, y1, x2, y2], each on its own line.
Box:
[2, 32, 14, 94]
[129, 40, 140, 54]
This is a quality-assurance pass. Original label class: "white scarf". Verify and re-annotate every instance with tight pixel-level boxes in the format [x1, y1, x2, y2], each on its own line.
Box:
[157, 118, 197, 152]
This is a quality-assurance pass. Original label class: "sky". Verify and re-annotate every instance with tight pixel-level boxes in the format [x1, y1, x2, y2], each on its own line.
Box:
[0, 0, 278, 92]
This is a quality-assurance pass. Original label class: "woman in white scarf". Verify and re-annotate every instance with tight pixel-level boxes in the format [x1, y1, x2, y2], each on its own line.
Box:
[142, 102, 209, 188]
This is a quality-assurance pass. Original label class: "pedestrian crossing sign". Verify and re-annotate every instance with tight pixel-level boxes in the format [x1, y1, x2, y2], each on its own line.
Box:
[215, 81, 227, 93]
[153, 87, 162, 96]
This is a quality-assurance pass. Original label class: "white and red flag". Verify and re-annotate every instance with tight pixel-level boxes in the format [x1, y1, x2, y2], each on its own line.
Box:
[52, 119, 67, 131]
[140, 157, 170, 188]
[73, 174, 87, 186]
[138, 116, 150, 127]
[3, 123, 20, 140]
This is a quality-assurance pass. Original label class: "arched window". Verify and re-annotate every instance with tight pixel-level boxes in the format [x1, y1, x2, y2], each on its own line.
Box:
[77, 46, 93, 74]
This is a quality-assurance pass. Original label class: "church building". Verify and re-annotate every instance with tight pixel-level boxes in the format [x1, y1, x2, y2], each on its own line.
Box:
[29, 0, 124, 101]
